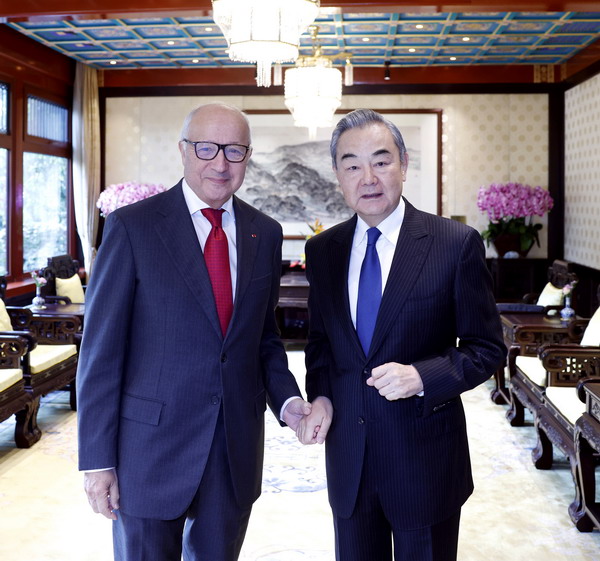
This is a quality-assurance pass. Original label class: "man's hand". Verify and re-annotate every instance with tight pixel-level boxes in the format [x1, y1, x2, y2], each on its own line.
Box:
[83, 469, 120, 520]
[296, 396, 333, 445]
[366, 362, 423, 400]
[282, 398, 312, 431]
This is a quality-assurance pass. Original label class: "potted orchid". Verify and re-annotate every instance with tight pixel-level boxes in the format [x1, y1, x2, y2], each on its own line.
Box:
[477, 182, 554, 257]
[290, 219, 325, 270]
[97, 181, 167, 217]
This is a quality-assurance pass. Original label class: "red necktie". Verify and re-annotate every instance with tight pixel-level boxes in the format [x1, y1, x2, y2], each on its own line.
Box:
[201, 208, 233, 336]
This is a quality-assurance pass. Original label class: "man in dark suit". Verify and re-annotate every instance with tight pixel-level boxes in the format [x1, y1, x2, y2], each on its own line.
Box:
[297, 109, 506, 561]
[77, 102, 310, 561]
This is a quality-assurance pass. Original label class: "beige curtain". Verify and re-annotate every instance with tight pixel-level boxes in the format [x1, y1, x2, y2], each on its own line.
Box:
[72, 62, 101, 281]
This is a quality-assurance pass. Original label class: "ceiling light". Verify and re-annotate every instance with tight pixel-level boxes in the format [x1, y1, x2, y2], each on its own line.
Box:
[450, 56, 457, 61]
[384, 60, 391, 80]
[362, 37, 370, 42]
[192, 58, 200, 63]
[284, 25, 347, 139]
[167, 40, 175, 45]
[416, 24, 424, 29]
[408, 48, 416, 53]
[205, 27, 213, 32]
[462, 37, 470, 42]
[109, 60, 117, 65]
[212, 0, 320, 87]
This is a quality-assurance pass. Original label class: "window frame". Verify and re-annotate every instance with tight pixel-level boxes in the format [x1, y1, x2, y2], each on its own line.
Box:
[0, 73, 76, 291]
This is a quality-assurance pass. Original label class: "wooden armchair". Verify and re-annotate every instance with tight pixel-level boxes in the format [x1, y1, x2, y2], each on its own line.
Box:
[491, 259, 579, 405]
[6, 306, 81, 412]
[39, 254, 85, 304]
[0, 333, 38, 447]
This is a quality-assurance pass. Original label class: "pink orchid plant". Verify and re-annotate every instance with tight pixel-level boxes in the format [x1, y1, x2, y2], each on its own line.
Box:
[477, 182, 554, 252]
[97, 181, 167, 217]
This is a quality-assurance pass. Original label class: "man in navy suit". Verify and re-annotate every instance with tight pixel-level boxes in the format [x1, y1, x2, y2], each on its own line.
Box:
[297, 109, 506, 560]
[77, 102, 310, 561]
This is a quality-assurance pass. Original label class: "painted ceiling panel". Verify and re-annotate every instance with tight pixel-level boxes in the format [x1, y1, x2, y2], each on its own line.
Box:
[6, 11, 600, 70]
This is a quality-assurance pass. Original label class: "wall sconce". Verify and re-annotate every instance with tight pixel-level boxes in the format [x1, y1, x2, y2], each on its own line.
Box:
[384, 60, 391, 81]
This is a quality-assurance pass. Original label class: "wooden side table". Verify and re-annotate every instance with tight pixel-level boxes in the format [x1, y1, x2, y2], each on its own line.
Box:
[491, 312, 584, 405]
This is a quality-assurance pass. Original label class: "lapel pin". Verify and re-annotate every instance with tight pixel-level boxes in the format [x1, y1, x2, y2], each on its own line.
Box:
[251, 233, 257, 238]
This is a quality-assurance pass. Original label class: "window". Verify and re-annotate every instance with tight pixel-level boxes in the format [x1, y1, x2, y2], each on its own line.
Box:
[22, 95, 70, 272]
[22, 152, 68, 271]
[0, 82, 8, 275]
[0, 148, 7, 275]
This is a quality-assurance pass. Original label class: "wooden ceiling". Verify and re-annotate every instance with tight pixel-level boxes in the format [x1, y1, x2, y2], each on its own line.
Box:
[2, 1, 600, 88]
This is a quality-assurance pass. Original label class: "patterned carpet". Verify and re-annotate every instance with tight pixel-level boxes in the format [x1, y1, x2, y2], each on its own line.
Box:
[0, 351, 599, 560]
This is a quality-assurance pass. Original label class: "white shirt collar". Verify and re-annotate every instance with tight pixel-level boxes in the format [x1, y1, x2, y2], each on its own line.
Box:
[181, 178, 235, 218]
[354, 198, 405, 247]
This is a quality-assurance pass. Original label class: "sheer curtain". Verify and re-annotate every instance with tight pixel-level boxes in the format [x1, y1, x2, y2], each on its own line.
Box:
[72, 62, 101, 281]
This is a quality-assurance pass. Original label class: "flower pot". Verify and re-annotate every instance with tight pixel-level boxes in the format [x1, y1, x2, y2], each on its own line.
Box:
[492, 233, 533, 258]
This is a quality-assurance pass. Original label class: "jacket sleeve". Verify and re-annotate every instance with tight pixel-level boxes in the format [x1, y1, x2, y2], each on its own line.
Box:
[413, 228, 506, 416]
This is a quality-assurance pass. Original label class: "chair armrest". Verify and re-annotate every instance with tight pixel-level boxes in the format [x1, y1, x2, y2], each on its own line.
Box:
[22, 314, 81, 345]
[0, 333, 31, 368]
[577, 377, 600, 403]
[538, 344, 600, 385]
[5, 306, 33, 330]
[523, 292, 540, 304]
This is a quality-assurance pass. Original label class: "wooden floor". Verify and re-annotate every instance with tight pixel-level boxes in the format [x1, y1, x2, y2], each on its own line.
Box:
[0, 352, 599, 560]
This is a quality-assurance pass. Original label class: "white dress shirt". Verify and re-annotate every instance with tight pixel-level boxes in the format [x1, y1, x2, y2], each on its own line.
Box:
[182, 179, 238, 301]
[348, 199, 406, 328]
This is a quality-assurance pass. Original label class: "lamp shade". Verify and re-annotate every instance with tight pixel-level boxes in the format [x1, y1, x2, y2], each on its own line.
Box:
[212, 0, 319, 87]
[284, 63, 342, 138]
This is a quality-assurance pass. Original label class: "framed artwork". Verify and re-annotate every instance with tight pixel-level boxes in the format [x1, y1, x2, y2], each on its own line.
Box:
[241, 110, 442, 260]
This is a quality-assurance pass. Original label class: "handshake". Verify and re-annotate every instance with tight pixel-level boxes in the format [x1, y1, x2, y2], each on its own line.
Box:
[283, 396, 333, 445]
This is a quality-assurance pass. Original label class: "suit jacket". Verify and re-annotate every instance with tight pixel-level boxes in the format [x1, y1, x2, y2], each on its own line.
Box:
[304, 198, 506, 529]
[77, 181, 301, 520]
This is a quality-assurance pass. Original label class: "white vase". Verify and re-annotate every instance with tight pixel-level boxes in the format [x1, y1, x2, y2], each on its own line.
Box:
[560, 295, 575, 321]
[31, 285, 46, 310]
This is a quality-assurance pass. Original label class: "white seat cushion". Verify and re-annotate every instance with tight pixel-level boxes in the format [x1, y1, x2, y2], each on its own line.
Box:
[536, 282, 565, 307]
[0, 369, 22, 392]
[29, 344, 77, 374]
[515, 355, 547, 387]
[581, 307, 600, 347]
[0, 299, 13, 331]
[56, 274, 85, 304]
[545, 386, 586, 425]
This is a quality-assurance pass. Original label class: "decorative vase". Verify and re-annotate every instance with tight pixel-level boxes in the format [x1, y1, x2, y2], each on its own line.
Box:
[31, 285, 46, 310]
[491, 233, 533, 258]
[560, 295, 575, 321]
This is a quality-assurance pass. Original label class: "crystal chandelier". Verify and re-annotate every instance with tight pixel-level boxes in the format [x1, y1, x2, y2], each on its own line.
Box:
[284, 26, 352, 139]
[212, 0, 320, 88]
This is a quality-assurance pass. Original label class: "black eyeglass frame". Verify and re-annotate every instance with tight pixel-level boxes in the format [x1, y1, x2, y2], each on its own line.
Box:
[182, 139, 251, 163]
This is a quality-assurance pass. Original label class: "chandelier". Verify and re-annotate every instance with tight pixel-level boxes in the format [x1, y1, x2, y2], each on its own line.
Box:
[212, 0, 320, 88]
[284, 25, 352, 138]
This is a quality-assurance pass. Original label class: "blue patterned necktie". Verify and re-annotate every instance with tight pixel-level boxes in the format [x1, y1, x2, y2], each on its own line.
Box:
[356, 227, 382, 354]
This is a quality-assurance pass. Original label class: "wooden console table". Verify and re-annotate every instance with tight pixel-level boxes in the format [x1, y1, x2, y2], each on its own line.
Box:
[491, 311, 582, 405]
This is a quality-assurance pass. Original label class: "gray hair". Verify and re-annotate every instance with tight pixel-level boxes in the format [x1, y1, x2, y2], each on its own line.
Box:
[180, 102, 252, 143]
[330, 109, 407, 170]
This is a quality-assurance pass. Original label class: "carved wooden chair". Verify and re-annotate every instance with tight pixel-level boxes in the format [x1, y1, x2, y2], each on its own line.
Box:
[0, 293, 80, 446]
[0, 332, 38, 448]
[505, 287, 600, 529]
[39, 254, 85, 304]
[491, 259, 580, 405]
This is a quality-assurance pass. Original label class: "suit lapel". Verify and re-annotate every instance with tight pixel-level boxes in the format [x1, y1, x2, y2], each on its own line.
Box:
[153, 182, 222, 338]
[368, 200, 433, 357]
[327, 216, 364, 356]
[231, 196, 259, 332]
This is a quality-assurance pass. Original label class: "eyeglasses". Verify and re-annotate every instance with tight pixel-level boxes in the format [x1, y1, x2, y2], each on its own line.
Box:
[182, 139, 250, 163]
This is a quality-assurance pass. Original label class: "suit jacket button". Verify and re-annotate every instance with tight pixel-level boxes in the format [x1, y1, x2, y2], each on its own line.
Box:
[221, 354, 227, 363]
[358, 417, 365, 424]
[211, 396, 220, 405]
[363, 369, 369, 376]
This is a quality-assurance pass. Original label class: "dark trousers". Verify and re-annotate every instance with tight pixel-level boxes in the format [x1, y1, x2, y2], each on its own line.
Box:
[113, 413, 252, 561]
[333, 445, 461, 561]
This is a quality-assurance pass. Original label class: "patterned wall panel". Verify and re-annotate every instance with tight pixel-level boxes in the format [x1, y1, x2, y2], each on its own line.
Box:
[565, 74, 600, 270]
[105, 92, 549, 257]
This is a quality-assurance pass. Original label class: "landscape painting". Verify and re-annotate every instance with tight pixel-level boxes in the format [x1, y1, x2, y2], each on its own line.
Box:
[239, 110, 441, 258]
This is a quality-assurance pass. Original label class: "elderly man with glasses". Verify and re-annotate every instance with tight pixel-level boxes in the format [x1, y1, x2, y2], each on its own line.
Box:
[77, 102, 311, 561]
